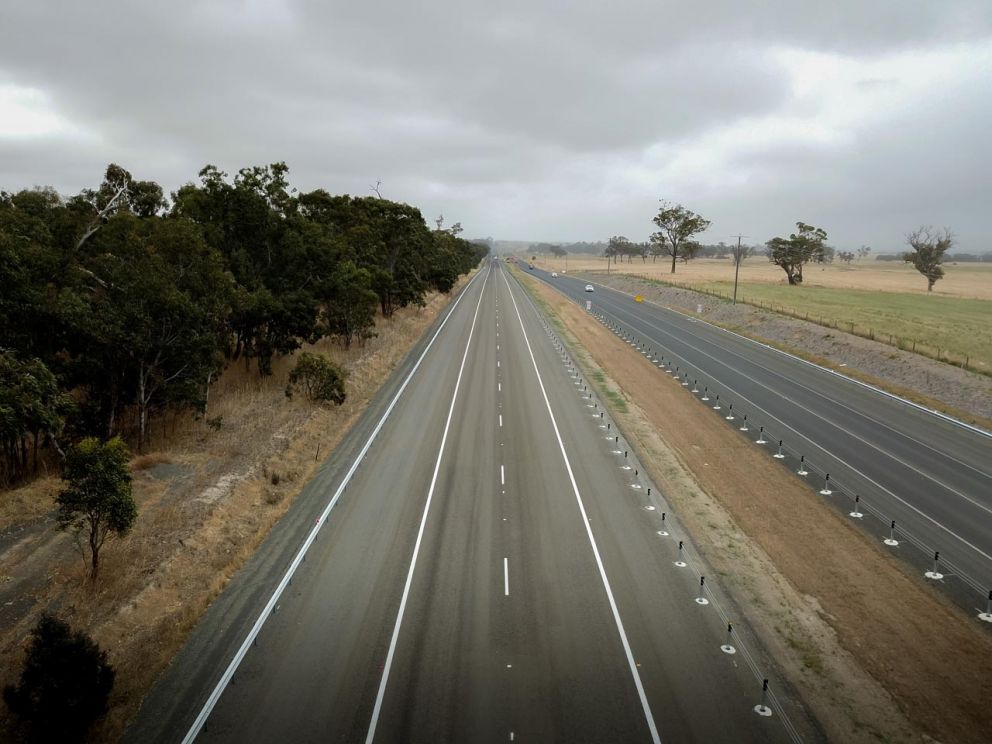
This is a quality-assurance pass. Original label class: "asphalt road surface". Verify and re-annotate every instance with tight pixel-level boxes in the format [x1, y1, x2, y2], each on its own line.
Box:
[530, 266, 992, 595]
[128, 260, 817, 743]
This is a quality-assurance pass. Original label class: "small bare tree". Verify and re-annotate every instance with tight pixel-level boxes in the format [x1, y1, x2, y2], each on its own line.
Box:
[904, 226, 952, 291]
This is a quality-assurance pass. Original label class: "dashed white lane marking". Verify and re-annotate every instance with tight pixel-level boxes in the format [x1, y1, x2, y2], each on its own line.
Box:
[498, 382, 501, 392]
[501, 464, 505, 486]
[499, 414, 503, 428]
[504, 557, 510, 596]
[365, 265, 490, 744]
[500, 269, 662, 744]
[498, 360, 500, 368]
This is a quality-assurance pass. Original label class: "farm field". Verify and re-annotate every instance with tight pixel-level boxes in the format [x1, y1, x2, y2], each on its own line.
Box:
[533, 257, 992, 373]
[535, 255, 992, 300]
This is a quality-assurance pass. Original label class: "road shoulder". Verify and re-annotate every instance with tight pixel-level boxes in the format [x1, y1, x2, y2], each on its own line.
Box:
[516, 267, 992, 744]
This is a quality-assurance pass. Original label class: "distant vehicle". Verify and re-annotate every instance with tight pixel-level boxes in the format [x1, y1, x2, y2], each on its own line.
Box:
[528, 263, 534, 270]
[561, 270, 567, 274]
[551, 272, 558, 278]
[584, 284, 595, 292]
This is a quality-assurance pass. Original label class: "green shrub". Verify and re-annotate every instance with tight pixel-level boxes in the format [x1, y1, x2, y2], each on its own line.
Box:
[285, 353, 348, 404]
[3, 615, 115, 741]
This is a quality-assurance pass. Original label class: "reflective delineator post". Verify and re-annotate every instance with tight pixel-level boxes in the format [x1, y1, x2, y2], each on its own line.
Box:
[739, 415, 749, 432]
[754, 679, 773, 717]
[725, 404, 735, 420]
[774, 440, 785, 458]
[701, 386, 710, 401]
[691, 379, 699, 393]
[657, 511, 668, 536]
[675, 540, 687, 567]
[695, 576, 709, 605]
[721, 622, 736, 654]
[884, 520, 899, 546]
[712, 395, 721, 410]
[756, 426, 767, 444]
[980, 591, 992, 623]
[925, 551, 944, 580]
[849, 494, 863, 519]
[797, 455, 808, 476]
[819, 473, 832, 495]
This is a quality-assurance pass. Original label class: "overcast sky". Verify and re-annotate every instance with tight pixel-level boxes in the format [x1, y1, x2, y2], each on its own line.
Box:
[2, 1, 990, 251]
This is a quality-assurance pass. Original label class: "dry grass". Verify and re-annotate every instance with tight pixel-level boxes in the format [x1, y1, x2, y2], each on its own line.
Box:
[0, 272, 476, 742]
[535, 255, 992, 299]
[520, 267, 992, 744]
[129, 452, 174, 471]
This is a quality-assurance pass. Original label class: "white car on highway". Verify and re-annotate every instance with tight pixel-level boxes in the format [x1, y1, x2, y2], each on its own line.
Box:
[551, 272, 558, 278]
[584, 284, 594, 292]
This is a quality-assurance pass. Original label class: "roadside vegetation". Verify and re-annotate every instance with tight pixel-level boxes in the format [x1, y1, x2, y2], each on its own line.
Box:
[686, 281, 991, 374]
[0, 162, 486, 491]
[0, 163, 485, 738]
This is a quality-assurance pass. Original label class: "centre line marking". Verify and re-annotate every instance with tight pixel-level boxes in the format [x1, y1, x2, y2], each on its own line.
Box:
[364, 265, 490, 744]
[504, 557, 509, 596]
[499, 414, 503, 427]
[498, 382, 501, 392]
[501, 464, 505, 485]
[497, 360, 500, 368]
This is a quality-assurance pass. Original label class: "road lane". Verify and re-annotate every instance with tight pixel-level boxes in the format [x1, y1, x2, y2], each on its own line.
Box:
[530, 268, 992, 590]
[130, 259, 818, 743]
[497, 265, 809, 743]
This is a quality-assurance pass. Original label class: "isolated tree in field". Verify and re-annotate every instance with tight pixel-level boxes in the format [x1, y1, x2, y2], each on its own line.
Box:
[4, 614, 115, 741]
[606, 236, 629, 269]
[286, 353, 348, 404]
[857, 245, 872, 261]
[650, 201, 711, 274]
[766, 222, 828, 285]
[56, 437, 136, 582]
[730, 240, 753, 266]
[838, 250, 855, 265]
[549, 245, 567, 258]
[904, 226, 952, 291]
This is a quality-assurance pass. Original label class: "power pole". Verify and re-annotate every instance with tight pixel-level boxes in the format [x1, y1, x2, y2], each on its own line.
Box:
[730, 235, 750, 305]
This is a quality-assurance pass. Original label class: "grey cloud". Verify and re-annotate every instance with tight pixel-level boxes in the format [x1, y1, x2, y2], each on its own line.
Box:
[0, 1, 990, 249]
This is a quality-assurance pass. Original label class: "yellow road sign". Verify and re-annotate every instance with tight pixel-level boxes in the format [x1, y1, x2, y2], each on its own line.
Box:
[635, 295, 644, 303]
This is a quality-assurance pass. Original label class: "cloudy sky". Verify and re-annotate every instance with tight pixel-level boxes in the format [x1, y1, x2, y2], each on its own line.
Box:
[1, 1, 990, 251]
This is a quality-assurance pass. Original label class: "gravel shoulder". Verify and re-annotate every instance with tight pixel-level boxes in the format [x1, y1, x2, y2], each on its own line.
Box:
[520, 268, 992, 744]
[576, 271, 992, 426]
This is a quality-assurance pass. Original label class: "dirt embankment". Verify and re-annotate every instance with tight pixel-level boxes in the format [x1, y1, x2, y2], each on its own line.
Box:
[521, 270, 992, 744]
[0, 273, 474, 742]
[574, 271, 992, 425]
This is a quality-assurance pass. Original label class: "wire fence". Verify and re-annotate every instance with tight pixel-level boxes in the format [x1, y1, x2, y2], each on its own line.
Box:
[592, 272, 987, 378]
[591, 307, 992, 624]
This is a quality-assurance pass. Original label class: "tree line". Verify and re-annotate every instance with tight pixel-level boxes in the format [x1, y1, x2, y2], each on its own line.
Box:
[0, 163, 487, 485]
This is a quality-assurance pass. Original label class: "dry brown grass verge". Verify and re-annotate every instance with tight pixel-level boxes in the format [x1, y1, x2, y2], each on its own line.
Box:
[0, 272, 475, 742]
[519, 268, 992, 744]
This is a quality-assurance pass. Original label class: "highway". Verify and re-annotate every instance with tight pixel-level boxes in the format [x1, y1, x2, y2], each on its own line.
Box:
[127, 260, 816, 743]
[528, 266, 992, 598]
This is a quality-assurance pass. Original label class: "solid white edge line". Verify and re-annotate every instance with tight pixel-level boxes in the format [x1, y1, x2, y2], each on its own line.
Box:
[504, 557, 509, 596]
[592, 292, 992, 565]
[500, 267, 662, 744]
[579, 275, 991, 440]
[364, 264, 490, 743]
[179, 266, 488, 744]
